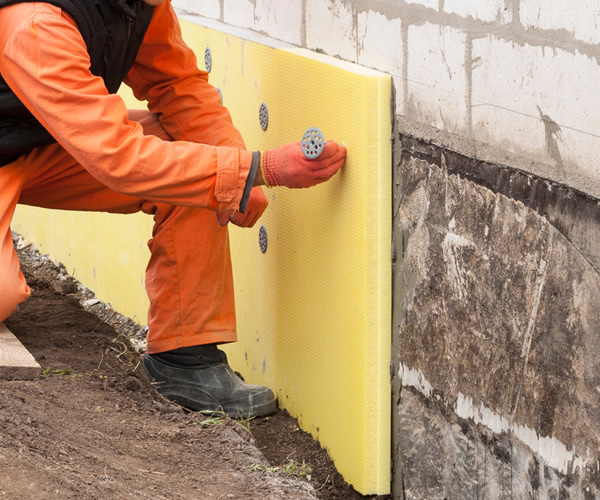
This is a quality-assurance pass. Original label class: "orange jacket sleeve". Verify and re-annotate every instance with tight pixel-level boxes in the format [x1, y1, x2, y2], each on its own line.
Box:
[125, 1, 246, 151]
[0, 1, 251, 212]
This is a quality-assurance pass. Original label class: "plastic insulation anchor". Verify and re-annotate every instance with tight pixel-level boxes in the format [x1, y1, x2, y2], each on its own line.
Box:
[259, 225, 268, 253]
[301, 127, 325, 159]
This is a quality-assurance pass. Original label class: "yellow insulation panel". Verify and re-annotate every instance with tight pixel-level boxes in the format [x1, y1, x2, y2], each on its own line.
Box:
[180, 21, 391, 494]
[12, 209, 152, 326]
[13, 19, 391, 495]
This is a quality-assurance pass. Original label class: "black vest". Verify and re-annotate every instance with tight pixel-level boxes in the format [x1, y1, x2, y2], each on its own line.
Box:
[0, 0, 155, 166]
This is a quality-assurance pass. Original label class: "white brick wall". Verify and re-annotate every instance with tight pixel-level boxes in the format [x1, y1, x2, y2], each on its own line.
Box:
[254, 0, 303, 45]
[223, 0, 254, 30]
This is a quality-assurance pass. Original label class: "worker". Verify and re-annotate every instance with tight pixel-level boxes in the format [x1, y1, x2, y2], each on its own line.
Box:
[0, 0, 346, 418]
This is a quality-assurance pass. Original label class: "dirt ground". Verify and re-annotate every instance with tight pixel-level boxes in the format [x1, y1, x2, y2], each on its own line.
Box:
[0, 236, 389, 500]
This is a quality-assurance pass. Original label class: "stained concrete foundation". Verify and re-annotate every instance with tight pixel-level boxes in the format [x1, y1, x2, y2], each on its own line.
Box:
[392, 133, 600, 499]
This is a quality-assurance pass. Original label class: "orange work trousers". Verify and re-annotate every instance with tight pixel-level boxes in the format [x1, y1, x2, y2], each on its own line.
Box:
[0, 110, 237, 353]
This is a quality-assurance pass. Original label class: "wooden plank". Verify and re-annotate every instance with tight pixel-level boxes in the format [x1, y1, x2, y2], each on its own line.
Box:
[0, 323, 41, 380]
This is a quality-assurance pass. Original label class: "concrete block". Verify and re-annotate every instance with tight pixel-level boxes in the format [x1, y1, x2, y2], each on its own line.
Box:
[469, 37, 545, 164]
[520, 0, 600, 45]
[556, 126, 600, 198]
[357, 9, 403, 75]
[223, 0, 255, 30]
[406, 0, 438, 10]
[405, 23, 468, 134]
[305, 0, 356, 62]
[254, 0, 303, 45]
[471, 37, 600, 195]
[443, 0, 506, 23]
[172, 0, 220, 20]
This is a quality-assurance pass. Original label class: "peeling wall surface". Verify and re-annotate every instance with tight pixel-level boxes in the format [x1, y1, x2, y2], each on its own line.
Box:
[172, 1, 600, 498]
[394, 140, 600, 498]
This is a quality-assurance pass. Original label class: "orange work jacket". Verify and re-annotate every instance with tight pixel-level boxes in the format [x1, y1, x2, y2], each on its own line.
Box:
[0, 0, 253, 213]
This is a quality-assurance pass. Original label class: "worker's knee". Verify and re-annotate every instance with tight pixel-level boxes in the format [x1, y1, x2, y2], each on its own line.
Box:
[0, 272, 30, 322]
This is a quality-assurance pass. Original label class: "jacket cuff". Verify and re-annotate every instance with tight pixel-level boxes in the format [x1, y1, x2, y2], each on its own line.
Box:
[212, 148, 253, 212]
[238, 151, 260, 214]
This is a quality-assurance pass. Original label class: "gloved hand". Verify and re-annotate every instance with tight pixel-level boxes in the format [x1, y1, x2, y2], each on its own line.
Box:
[216, 186, 268, 228]
[261, 140, 346, 188]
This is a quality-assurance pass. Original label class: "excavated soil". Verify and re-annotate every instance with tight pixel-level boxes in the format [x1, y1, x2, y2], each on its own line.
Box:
[0, 236, 389, 500]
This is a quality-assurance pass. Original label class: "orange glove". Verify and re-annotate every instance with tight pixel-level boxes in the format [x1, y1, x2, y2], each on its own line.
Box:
[261, 140, 346, 188]
[216, 186, 268, 228]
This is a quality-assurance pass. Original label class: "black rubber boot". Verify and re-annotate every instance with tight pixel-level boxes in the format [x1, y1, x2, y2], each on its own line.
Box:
[143, 345, 277, 418]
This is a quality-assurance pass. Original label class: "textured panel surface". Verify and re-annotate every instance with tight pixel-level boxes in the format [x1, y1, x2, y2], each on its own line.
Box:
[12, 18, 391, 494]
[12, 208, 152, 326]
[179, 20, 392, 494]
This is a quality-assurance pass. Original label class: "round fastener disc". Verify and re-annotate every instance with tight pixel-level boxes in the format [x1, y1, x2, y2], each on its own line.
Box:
[301, 127, 325, 159]
[259, 225, 268, 253]
[259, 103, 269, 131]
[204, 47, 212, 73]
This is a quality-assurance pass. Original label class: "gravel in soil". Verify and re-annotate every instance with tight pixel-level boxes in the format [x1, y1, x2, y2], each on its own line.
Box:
[1, 237, 390, 500]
